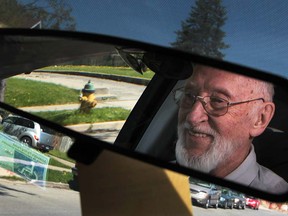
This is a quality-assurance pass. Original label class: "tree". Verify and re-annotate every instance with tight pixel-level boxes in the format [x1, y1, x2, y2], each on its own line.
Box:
[0, 0, 76, 102]
[0, 0, 76, 30]
[171, 0, 229, 59]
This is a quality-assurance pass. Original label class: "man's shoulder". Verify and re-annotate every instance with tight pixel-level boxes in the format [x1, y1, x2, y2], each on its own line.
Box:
[250, 163, 288, 194]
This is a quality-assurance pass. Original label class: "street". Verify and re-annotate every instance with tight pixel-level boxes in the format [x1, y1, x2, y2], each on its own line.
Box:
[0, 179, 81, 216]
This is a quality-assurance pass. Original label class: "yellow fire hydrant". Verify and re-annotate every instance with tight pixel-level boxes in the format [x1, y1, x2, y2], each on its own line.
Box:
[79, 80, 97, 113]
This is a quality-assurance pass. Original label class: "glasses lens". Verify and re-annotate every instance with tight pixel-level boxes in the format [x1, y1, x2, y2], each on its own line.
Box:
[174, 89, 196, 108]
[173, 90, 228, 116]
[205, 96, 228, 116]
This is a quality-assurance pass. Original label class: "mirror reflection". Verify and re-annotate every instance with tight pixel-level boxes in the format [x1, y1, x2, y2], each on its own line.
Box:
[0, 108, 75, 187]
[175, 65, 288, 194]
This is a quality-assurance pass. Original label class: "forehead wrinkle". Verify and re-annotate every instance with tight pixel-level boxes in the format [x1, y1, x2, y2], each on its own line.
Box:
[186, 77, 235, 99]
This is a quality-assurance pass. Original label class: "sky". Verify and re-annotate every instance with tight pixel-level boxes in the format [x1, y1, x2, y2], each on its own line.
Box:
[64, 1, 288, 78]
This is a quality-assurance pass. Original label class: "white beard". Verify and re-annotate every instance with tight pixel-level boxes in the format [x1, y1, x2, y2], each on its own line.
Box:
[175, 122, 236, 173]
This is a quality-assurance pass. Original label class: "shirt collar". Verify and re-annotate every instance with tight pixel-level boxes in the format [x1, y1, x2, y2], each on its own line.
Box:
[225, 145, 259, 185]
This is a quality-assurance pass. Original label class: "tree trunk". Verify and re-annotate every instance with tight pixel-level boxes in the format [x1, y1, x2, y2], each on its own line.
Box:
[0, 79, 6, 102]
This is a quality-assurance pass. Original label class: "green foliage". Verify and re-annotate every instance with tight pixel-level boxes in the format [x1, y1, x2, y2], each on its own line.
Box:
[48, 157, 71, 169]
[33, 107, 130, 126]
[0, 176, 25, 181]
[0, 0, 75, 30]
[48, 150, 75, 164]
[46, 169, 73, 184]
[5, 78, 79, 107]
[171, 0, 229, 59]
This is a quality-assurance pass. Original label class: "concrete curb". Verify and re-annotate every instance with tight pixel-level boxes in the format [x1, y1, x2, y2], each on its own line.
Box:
[0, 178, 71, 190]
[35, 70, 150, 86]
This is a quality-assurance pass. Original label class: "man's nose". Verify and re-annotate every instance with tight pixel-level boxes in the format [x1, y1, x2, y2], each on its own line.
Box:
[185, 99, 208, 124]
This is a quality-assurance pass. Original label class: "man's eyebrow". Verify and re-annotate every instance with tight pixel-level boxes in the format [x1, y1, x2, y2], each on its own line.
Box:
[185, 82, 233, 99]
[211, 87, 233, 99]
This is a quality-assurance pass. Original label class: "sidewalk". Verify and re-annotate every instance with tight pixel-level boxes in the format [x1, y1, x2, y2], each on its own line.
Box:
[19, 100, 137, 112]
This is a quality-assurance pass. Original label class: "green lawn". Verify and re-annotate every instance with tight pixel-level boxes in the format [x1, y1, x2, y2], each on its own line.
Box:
[46, 169, 73, 184]
[48, 150, 75, 164]
[33, 107, 130, 126]
[5, 78, 79, 107]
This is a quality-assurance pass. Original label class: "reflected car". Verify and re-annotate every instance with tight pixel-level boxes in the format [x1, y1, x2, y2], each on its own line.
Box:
[1, 115, 56, 152]
[219, 189, 234, 209]
[189, 177, 221, 209]
[231, 191, 246, 209]
[246, 196, 260, 210]
[219, 189, 246, 210]
[1, 115, 41, 148]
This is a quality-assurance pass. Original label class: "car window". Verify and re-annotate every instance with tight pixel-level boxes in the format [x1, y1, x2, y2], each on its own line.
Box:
[0, 38, 153, 215]
[3, 117, 15, 124]
[190, 177, 212, 188]
[1, 37, 154, 145]
[15, 118, 34, 128]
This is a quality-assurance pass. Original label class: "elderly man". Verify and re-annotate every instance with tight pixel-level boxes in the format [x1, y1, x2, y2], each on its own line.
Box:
[175, 65, 288, 193]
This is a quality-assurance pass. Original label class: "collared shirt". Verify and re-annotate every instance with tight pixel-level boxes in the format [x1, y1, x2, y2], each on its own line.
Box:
[225, 145, 288, 194]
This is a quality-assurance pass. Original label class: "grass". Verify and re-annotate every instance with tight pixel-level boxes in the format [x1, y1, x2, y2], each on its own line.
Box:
[42, 65, 154, 79]
[48, 149, 75, 164]
[0, 176, 25, 181]
[0, 172, 73, 185]
[48, 158, 71, 169]
[5, 78, 79, 107]
[46, 169, 73, 184]
[33, 107, 130, 126]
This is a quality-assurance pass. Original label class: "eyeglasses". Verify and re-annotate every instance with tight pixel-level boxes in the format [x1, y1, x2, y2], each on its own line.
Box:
[173, 87, 265, 117]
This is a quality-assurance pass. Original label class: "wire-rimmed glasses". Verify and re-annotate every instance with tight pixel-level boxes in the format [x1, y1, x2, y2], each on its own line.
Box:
[173, 87, 264, 117]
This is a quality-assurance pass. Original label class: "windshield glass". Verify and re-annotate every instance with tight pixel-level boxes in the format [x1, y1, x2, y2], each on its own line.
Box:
[0, 36, 153, 215]
[2, 1, 288, 77]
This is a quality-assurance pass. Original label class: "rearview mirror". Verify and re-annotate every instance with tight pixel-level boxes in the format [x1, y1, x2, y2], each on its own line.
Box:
[1, 29, 288, 202]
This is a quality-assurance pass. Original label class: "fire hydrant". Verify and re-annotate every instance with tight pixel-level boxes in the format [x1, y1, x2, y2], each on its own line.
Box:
[79, 80, 97, 113]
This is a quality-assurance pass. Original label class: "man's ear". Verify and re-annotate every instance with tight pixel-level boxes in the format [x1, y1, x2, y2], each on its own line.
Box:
[250, 102, 275, 138]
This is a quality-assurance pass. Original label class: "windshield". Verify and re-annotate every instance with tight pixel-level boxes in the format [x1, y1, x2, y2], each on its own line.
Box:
[0, 35, 154, 215]
[2, 1, 288, 78]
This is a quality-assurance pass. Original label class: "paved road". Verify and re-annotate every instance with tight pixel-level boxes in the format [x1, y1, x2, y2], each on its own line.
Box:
[0, 179, 81, 216]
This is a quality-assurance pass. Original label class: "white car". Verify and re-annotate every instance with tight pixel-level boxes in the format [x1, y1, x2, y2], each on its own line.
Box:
[1, 115, 55, 152]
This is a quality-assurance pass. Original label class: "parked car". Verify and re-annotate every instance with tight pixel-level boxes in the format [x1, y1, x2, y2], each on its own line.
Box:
[1, 115, 56, 152]
[246, 196, 260, 210]
[219, 189, 234, 209]
[231, 192, 246, 209]
[189, 177, 221, 209]
[1, 115, 41, 148]
[219, 189, 246, 210]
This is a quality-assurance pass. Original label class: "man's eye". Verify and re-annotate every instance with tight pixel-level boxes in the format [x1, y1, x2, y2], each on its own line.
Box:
[210, 97, 227, 108]
[184, 92, 194, 99]
[182, 92, 195, 105]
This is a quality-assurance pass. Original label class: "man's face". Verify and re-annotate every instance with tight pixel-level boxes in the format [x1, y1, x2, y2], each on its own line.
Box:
[175, 66, 261, 176]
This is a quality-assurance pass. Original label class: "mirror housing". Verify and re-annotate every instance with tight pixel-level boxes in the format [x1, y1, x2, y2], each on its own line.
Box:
[0, 29, 288, 202]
